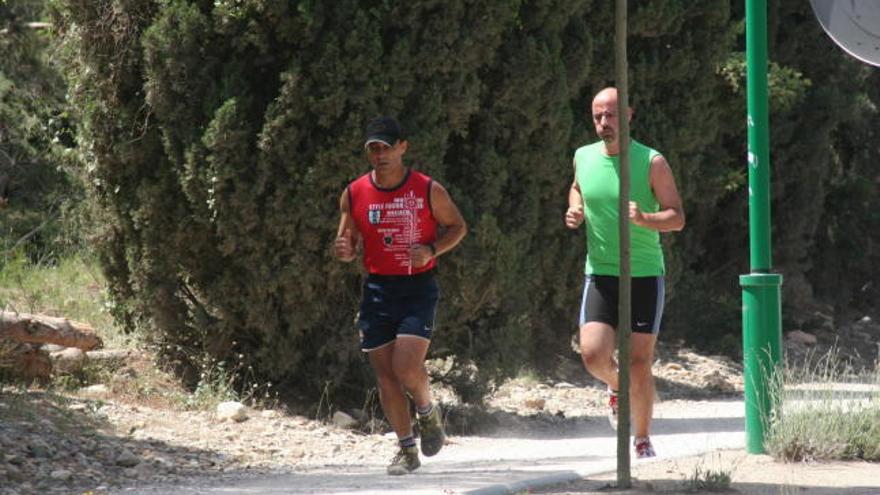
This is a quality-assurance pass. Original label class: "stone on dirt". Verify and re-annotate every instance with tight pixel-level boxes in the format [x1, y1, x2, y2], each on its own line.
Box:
[216, 401, 249, 422]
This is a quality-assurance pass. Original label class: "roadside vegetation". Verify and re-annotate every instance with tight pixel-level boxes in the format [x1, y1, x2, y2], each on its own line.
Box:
[0, 252, 276, 413]
[683, 462, 733, 492]
[2, 0, 879, 414]
[43, 0, 880, 408]
[0, 253, 116, 342]
[766, 349, 880, 462]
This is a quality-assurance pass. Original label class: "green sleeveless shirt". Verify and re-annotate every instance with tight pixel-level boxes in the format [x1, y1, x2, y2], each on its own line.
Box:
[574, 139, 664, 276]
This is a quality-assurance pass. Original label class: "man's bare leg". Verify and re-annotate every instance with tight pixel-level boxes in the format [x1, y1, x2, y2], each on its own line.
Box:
[580, 322, 658, 438]
[369, 343, 413, 440]
[391, 336, 432, 409]
[579, 322, 618, 387]
[629, 332, 657, 439]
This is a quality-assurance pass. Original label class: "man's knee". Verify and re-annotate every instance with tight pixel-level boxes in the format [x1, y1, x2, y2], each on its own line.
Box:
[374, 369, 401, 391]
[630, 355, 653, 375]
[392, 361, 425, 385]
[630, 334, 656, 374]
[580, 344, 611, 369]
[579, 322, 615, 363]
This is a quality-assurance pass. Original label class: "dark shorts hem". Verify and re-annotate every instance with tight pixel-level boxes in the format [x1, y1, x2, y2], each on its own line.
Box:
[360, 334, 431, 353]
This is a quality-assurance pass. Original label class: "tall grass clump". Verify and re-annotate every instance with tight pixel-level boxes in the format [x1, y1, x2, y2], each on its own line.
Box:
[684, 463, 733, 492]
[766, 347, 880, 462]
[0, 252, 125, 347]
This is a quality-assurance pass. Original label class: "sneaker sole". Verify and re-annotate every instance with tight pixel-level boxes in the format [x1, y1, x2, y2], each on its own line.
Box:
[419, 409, 446, 457]
[387, 466, 419, 475]
[420, 436, 445, 457]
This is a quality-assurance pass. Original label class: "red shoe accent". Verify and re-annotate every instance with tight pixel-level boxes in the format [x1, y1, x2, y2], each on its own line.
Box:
[607, 391, 619, 430]
[634, 437, 656, 459]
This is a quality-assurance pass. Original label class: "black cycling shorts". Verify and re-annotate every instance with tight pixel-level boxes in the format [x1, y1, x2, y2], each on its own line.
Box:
[578, 274, 665, 334]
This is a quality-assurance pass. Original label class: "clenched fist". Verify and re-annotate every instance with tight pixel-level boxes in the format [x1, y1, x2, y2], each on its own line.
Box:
[334, 228, 356, 262]
[565, 205, 584, 229]
[409, 243, 435, 268]
[628, 201, 646, 227]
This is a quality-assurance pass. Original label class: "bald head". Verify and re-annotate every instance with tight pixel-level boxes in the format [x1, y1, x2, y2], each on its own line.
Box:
[590, 87, 631, 154]
[593, 87, 619, 107]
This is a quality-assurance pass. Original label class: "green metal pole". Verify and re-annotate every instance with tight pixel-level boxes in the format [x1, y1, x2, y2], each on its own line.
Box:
[740, 272, 782, 453]
[741, 0, 783, 455]
[745, 0, 772, 272]
[615, 0, 632, 486]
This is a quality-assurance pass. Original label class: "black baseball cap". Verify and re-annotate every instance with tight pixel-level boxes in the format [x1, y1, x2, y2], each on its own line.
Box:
[364, 116, 405, 147]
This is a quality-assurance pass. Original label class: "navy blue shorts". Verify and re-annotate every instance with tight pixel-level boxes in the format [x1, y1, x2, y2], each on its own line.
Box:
[578, 275, 665, 334]
[356, 271, 440, 352]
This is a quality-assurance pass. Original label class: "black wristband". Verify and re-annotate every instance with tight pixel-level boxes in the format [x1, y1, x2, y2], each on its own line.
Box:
[428, 243, 437, 256]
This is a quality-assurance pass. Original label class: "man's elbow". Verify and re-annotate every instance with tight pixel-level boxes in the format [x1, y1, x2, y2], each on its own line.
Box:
[659, 210, 685, 232]
[670, 214, 685, 232]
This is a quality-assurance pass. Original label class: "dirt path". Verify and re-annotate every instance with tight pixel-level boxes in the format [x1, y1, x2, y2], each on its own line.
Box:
[111, 397, 880, 495]
[115, 399, 748, 494]
[2, 339, 878, 494]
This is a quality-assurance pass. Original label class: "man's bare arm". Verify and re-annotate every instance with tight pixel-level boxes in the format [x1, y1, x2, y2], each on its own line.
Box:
[428, 182, 467, 256]
[333, 189, 360, 262]
[629, 155, 685, 232]
[409, 182, 467, 268]
[565, 160, 584, 229]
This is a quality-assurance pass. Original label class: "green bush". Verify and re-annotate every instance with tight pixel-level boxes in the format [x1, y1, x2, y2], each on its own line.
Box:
[49, 0, 880, 404]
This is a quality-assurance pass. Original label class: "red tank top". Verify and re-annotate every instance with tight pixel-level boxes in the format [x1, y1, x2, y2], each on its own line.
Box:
[348, 169, 438, 275]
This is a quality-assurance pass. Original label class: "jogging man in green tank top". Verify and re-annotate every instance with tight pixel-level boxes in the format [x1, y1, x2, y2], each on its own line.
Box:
[564, 87, 685, 459]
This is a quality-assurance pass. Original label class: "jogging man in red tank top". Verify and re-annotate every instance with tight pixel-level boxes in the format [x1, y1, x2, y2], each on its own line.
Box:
[334, 116, 467, 475]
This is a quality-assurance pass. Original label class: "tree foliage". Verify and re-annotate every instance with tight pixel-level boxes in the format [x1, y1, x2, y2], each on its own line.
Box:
[50, 0, 879, 402]
[1, 1, 81, 264]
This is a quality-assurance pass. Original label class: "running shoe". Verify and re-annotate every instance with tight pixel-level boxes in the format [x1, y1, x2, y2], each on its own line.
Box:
[417, 405, 446, 457]
[634, 436, 656, 459]
[386, 445, 420, 475]
[607, 389, 619, 431]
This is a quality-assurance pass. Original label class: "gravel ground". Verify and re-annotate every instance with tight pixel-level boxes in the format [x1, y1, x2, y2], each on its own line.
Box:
[1, 320, 877, 495]
[0, 342, 745, 494]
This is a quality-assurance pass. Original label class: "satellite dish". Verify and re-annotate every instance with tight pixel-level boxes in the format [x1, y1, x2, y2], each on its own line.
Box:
[810, 0, 880, 67]
[810, 0, 880, 66]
